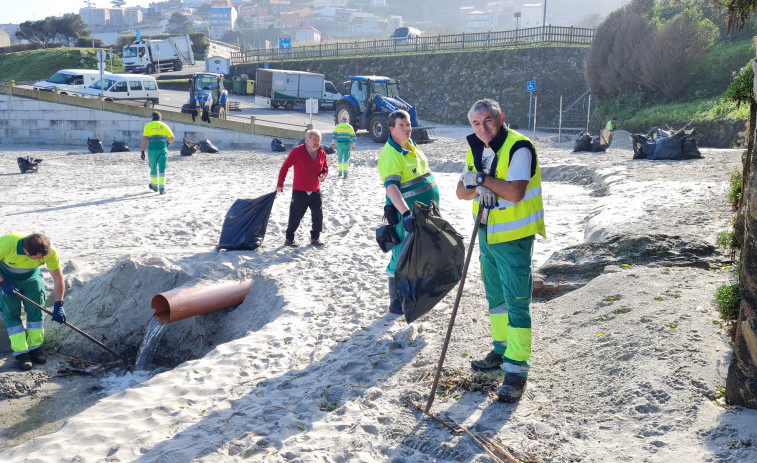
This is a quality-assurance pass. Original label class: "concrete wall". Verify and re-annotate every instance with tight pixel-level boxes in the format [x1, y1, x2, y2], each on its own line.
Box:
[232, 46, 591, 129]
[0, 85, 309, 148]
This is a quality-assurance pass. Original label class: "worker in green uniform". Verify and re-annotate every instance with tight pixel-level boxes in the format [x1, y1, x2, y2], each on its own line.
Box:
[141, 111, 175, 195]
[378, 110, 439, 315]
[331, 114, 357, 178]
[606, 117, 617, 131]
[0, 233, 66, 370]
[457, 99, 546, 402]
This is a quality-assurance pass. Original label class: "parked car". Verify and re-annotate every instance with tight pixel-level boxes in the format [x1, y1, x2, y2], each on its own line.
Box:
[79, 74, 159, 104]
[33, 69, 109, 95]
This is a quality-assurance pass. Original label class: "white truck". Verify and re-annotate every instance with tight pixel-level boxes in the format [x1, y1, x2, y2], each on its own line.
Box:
[254, 69, 341, 110]
[122, 35, 195, 74]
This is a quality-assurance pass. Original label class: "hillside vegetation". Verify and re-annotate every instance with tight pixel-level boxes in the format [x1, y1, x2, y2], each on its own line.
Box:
[0, 48, 123, 82]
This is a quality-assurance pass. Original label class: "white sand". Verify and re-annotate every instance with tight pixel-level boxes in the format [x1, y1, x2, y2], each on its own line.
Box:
[1, 127, 756, 462]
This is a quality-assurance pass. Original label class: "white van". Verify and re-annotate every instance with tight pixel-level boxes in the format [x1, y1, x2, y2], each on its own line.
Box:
[33, 69, 109, 94]
[390, 26, 421, 45]
[79, 74, 159, 104]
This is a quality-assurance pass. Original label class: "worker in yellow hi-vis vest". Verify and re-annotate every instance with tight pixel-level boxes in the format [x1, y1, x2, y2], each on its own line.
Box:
[141, 111, 175, 195]
[0, 233, 67, 371]
[331, 114, 356, 178]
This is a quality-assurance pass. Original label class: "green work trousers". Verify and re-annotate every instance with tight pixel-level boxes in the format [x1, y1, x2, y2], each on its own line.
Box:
[0, 269, 45, 355]
[337, 142, 351, 175]
[149, 150, 168, 193]
[478, 230, 534, 377]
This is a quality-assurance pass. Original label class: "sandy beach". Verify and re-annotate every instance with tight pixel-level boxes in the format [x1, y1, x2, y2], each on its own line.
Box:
[1, 127, 755, 463]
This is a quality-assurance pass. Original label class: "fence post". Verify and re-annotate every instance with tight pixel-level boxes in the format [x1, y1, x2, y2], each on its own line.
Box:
[586, 94, 591, 132]
[461, 33, 465, 50]
[487, 31, 491, 50]
[558, 95, 563, 143]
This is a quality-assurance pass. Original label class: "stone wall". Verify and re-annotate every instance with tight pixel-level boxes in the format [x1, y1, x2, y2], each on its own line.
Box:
[232, 47, 591, 129]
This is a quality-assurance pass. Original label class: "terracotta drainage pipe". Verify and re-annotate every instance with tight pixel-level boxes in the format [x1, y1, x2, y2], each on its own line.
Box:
[150, 280, 253, 324]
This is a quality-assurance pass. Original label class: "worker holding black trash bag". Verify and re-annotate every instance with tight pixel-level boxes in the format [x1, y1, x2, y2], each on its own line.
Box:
[456, 99, 546, 403]
[377, 109, 440, 316]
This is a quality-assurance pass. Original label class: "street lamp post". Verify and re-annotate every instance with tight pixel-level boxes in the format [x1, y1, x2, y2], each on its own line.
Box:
[542, 0, 548, 27]
[514, 12, 520, 30]
[84, 0, 95, 48]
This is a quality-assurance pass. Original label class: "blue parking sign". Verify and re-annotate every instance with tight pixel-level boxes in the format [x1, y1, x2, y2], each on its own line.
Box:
[527, 81, 536, 92]
[264, 62, 269, 69]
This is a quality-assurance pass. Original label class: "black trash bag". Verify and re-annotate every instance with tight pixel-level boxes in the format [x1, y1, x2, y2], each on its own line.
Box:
[271, 137, 286, 152]
[217, 192, 277, 251]
[651, 129, 685, 160]
[111, 139, 130, 152]
[323, 145, 335, 154]
[682, 129, 702, 159]
[17, 156, 42, 174]
[181, 138, 197, 156]
[394, 200, 465, 323]
[631, 133, 648, 159]
[573, 131, 593, 152]
[199, 139, 220, 153]
[376, 224, 401, 253]
[87, 137, 104, 153]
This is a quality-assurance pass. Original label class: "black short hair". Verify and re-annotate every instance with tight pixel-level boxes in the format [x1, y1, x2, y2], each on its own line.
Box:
[152, 111, 162, 121]
[388, 110, 411, 128]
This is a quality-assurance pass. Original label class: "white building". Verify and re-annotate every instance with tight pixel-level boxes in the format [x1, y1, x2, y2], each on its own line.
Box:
[314, 0, 347, 7]
[465, 10, 498, 32]
[521, 3, 544, 28]
[209, 0, 238, 40]
[295, 26, 321, 43]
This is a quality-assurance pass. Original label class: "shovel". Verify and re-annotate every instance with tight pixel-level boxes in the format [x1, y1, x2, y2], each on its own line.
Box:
[13, 290, 126, 363]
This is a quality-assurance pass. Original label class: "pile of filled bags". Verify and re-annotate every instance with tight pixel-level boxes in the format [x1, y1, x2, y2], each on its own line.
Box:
[630, 127, 701, 160]
[573, 129, 612, 152]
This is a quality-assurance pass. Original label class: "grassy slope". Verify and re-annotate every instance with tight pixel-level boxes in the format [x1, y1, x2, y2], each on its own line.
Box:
[0, 48, 124, 82]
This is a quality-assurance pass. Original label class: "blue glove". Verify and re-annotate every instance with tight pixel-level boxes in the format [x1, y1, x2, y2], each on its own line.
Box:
[0, 280, 17, 296]
[52, 301, 66, 324]
[477, 186, 498, 208]
[402, 211, 414, 233]
[461, 171, 486, 189]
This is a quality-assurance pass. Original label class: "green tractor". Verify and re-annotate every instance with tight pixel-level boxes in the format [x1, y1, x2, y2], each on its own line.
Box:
[181, 72, 229, 119]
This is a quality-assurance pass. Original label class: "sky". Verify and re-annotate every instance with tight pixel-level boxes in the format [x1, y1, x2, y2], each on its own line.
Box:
[3, 0, 145, 25]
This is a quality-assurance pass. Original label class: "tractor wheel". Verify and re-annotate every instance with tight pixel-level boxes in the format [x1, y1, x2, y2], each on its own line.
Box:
[369, 114, 389, 143]
[335, 102, 358, 130]
[146, 64, 155, 75]
[284, 101, 294, 111]
[181, 104, 192, 114]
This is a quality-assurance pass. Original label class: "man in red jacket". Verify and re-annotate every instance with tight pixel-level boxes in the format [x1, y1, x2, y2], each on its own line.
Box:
[276, 129, 329, 247]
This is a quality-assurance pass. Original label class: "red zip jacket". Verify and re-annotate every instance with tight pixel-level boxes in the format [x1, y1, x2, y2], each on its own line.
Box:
[277, 144, 328, 192]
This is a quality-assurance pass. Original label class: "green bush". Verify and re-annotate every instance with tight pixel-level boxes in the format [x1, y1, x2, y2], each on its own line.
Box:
[714, 283, 740, 320]
[728, 169, 743, 210]
[716, 230, 739, 251]
[724, 60, 755, 108]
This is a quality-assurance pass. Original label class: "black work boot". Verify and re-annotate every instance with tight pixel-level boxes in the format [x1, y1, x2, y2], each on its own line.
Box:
[471, 350, 503, 371]
[29, 348, 47, 364]
[387, 277, 403, 315]
[16, 353, 33, 371]
[497, 374, 527, 403]
[284, 239, 299, 247]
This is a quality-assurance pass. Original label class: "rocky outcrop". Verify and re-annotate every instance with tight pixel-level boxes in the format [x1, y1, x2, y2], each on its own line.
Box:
[535, 234, 722, 297]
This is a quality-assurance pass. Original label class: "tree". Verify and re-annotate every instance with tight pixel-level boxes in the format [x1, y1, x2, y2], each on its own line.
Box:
[167, 12, 194, 34]
[111, 0, 126, 7]
[639, 8, 717, 98]
[15, 19, 56, 46]
[56, 13, 89, 46]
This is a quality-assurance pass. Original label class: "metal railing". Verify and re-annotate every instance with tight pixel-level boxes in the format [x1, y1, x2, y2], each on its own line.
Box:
[231, 25, 594, 64]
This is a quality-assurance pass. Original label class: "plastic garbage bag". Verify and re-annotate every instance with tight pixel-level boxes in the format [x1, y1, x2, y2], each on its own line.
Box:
[394, 200, 465, 323]
[573, 131, 593, 152]
[199, 139, 219, 153]
[217, 192, 277, 251]
[17, 156, 42, 174]
[651, 129, 685, 160]
[181, 138, 197, 156]
[111, 139, 130, 152]
[631, 133, 648, 159]
[271, 137, 286, 152]
[87, 137, 104, 153]
[682, 129, 702, 159]
[376, 224, 401, 253]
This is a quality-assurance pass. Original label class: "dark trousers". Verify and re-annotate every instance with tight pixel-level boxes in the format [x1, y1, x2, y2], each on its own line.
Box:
[286, 189, 323, 241]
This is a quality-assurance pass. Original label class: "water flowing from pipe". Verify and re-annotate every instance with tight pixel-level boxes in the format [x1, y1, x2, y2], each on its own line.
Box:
[134, 317, 168, 371]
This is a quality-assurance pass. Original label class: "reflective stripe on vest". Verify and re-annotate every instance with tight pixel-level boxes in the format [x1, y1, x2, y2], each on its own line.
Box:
[466, 130, 546, 244]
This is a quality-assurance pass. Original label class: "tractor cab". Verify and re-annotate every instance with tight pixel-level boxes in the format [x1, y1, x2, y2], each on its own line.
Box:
[334, 76, 434, 143]
[182, 72, 229, 119]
